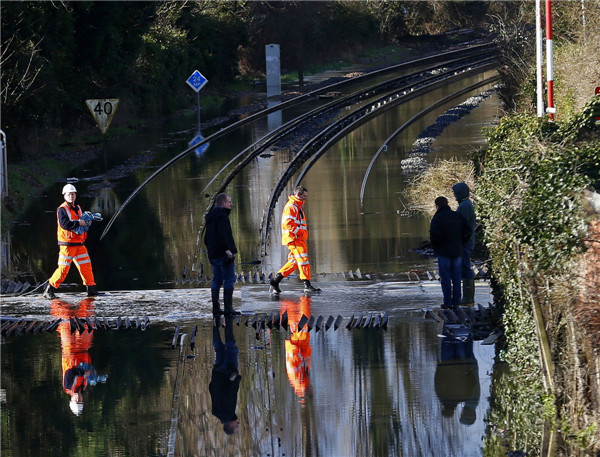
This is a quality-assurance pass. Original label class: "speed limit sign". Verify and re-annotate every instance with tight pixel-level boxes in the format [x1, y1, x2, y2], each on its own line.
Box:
[86, 99, 119, 134]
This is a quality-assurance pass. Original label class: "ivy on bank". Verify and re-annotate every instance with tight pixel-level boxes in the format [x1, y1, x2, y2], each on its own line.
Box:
[478, 95, 600, 455]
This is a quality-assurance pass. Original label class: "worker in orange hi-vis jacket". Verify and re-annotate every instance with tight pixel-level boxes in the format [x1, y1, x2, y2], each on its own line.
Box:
[270, 186, 321, 294]
[43, 184, 98, 299]
[280, 295, 313, 401]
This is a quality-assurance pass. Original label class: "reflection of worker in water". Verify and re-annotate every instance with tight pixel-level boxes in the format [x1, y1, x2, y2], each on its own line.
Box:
[51, 298, 107, 416]
[209, 315, 241, 435]
[434, 332, 480, 425]
[280, 295, 312, 400]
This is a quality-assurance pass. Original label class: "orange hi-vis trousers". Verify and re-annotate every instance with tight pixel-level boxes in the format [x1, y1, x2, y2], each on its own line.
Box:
[278, 241, 311, 280]
[49, 245, 96, 288]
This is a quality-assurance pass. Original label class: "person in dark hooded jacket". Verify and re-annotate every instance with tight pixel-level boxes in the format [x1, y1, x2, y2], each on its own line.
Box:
[204, 193, 239, 315]
[430, 196, 472, 309]
[452, 182, 477, 305]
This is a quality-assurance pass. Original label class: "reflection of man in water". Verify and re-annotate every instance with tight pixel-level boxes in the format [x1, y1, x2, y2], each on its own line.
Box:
[51, 298, 106, 416]
[434, 331, 480, 425]
[280, 295, 312, 401]
[209, 315, 241, 435]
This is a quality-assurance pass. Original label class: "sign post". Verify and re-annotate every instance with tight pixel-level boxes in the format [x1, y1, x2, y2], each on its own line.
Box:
[186, 70, 208, 130]
[86, 99, 119, 134]
[596, 86, 600, 122]
[545, 0, 555, 121]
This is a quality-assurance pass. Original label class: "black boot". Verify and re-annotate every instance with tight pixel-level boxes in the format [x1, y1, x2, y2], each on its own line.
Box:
[223, 288, 240, 315]
[270, 273, 284, 294]
[211, 288, 223, 315]
[87, 285, 99, 297]
[43, 282, 57, 299]
[460, 278, 475, 306]
[303, 280, 321, 293]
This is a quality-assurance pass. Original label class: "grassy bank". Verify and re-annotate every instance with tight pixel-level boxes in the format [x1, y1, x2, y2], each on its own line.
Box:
[477, 98, 600, 455]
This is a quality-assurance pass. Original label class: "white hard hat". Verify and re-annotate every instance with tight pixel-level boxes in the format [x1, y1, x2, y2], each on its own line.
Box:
[62, 184, 77, 195]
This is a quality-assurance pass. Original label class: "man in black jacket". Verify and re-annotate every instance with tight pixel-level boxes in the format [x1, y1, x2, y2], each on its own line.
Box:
[209, 315, 241, 435]
[204, 193, 239, 315]
[430, 196, 472, 309]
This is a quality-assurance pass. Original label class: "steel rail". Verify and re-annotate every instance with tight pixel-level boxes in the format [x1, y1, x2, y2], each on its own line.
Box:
[294, 61, 499, 188]
[203, 52, 497, 213]
[196, 53, 499, 253]
[358, 74, 500, 208]
[100, 43, 496, 240]
[258, 60, 498, 252]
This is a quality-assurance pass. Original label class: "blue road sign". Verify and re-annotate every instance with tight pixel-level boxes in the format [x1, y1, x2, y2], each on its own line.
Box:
[186, 70, 208, 93]
[189, 134, 209, 156]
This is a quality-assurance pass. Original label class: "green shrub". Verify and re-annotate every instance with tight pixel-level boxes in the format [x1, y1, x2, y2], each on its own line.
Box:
[478, 96, 600, 455]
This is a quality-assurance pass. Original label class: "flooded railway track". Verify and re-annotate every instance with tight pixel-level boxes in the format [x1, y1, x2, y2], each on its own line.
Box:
[100, 42, 497, 241]
[257, 61, 499, 253]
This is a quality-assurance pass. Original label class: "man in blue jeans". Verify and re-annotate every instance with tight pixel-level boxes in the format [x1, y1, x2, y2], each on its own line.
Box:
[204, 193, 240, 315]
[430, 196, 472, 309]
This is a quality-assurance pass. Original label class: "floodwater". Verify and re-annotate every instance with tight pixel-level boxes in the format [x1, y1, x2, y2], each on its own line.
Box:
[1, 282, 495, 457]
[2, 72, 505, 456]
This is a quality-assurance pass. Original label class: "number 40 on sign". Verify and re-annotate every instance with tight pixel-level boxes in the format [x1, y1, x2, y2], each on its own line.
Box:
[86, 99, 119, 134]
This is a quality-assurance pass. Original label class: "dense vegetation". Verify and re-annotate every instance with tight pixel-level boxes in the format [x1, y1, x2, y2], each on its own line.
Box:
[479, 99, 600, 457]
[477, 3, 600, 455]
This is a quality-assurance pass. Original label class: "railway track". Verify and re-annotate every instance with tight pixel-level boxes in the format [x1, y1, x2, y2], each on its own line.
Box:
[206, 48, 497, 199]
[100, 42, 497, 241]
[202, 45, 500, 258]
[257, 62, 499, 254]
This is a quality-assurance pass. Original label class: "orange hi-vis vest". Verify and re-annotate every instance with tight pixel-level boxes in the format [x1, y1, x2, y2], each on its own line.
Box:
[281, 195, 308, 245]
[57, 202, 87, 245]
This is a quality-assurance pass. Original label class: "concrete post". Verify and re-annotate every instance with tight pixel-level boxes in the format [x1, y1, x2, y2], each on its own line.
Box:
[265, 44, 281, 97]
[266, 44, 282, 129]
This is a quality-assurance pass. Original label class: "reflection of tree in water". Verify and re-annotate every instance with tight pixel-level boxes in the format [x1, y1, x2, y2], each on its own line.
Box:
[352, 311, 397, 455]
[88, 173, 169, 290]
[82, 324, 175, 456]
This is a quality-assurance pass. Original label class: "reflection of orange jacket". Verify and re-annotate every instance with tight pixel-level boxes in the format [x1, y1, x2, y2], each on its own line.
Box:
[281, 195, 308, 245]
[280, 296, 312, 398]
[285, 335, 311, 398]
[50, 299, 95, 394]
[280, 296, 311, 329]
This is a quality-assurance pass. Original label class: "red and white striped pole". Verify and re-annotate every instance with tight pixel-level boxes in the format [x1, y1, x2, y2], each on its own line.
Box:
[536, 0, 544, 117]
[546, 0, 555, 121]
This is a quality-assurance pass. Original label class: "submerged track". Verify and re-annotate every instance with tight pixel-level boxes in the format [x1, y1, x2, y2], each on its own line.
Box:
[100, 43, 497, 240]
